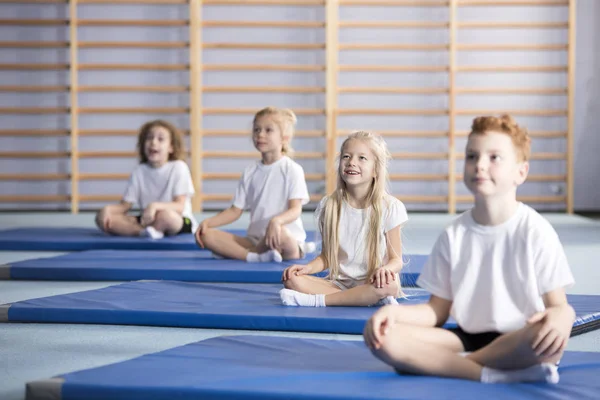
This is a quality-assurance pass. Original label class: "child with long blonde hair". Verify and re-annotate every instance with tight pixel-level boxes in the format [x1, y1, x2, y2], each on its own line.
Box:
[281, 131, 408, 307]
[95, 119, 197, 239]
[196, 106, 315, 262]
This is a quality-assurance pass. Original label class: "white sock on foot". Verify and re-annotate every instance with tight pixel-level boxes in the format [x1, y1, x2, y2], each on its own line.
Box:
[375, 296, 399, 306]
[299, 241, 317, 255]
[144, 226, 164, 240]
[280, 289, 326, 307]
[481, 363, 559, 384]
[246, 250, 283, 263]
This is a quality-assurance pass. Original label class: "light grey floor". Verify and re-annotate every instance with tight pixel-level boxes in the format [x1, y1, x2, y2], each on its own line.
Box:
[1, 211, 599, 400]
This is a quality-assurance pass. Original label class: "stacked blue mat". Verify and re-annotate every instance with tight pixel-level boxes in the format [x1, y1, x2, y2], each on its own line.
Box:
[0, 227, 317, 251]
[25, 335, 600, 400]
[2, 281, 599, 336]
[0, 250, 427, 286]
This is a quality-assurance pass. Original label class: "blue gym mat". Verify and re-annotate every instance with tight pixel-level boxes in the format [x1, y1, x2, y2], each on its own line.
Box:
[0, 250, 426, 286]
[2, 281, 598, 336]
[0, 227, 317, 251]
[25, 335, 600, 400]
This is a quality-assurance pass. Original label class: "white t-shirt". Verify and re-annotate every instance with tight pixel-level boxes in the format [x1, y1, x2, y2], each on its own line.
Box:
[232, 156, 309, 242]
[317, 195, 408, 284]
[417, 203, 575, 334]
[123, 160, 198, 230]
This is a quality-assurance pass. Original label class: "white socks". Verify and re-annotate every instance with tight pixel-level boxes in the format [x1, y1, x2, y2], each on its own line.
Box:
[280, 289, 326, 307]
[246, 250, 283, 263]
[299, 241, 317, 255]
[481, 363, 559, 384]
[375, 296, 399, 306]
[141, 226, 164, 240]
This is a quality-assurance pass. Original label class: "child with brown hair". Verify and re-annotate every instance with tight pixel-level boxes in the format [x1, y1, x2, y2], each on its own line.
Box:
[95, 119, 197, 239]
[364, 115, 575, 384]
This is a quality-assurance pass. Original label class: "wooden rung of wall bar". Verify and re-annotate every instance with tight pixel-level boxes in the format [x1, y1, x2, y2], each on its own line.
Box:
[458, 22, 569, 29]
[79, 194, 122, 202]
[0, 41, 69, 48]
[0, 19, 69, 25]
[455, 87, 567, 95]
[78, 0, 188, 3]
[202, 151, 324, 159]
[456, 109, 567, 116]
[79, 64, 189, 70]
[201, 193, 324, 202]
[78, 173, 130, 180]
[78, 86, 189, 92]
[79, 19, 189, 26]
[457, 0, 568, 6]
[391, 152, 448, 159]
[202, 129, 325, 137]
[337, 130, 448, 137]
[457, 44, 568, 51]
[0, 64, 69, 70]
[0, 108, 69, 114]
[338, 87, 448, 94]
[337, 108, 448, 115]
[339, 21, 449, 29]
[0, 152, 70, 158]
[0, 195, 70, 203]
[0, 86, 68, 92]
[203, 21, 325, 28]
[339, 43, 449, 51]
[78, 107, 189, 114]
[339, 65, 448, 72]
[203, 172, 325, 181]
[203, 43, 325, 50]
[203, 86, 324, 93]
[0, 174, 70, 181]
[204, 64, 325, 71]
[340, 1, 448, 6]
[202, 0, 325, 5]
[203, 108, 324, 115]
[457, 195, 566, 204]
[455, 130, 567, 138]
[78, 41, 189, 48]
[457, 65, 567, 72]
[389, 173, 448, 181]
[0, 130, 70, 136]
[79, 151, 190, 158]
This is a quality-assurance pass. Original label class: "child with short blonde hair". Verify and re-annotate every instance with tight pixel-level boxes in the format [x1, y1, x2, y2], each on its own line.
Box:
[196, 106, 314, 262]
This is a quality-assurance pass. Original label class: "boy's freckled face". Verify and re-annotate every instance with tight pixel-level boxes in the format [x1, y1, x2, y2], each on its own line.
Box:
[463, 131, 527, 198]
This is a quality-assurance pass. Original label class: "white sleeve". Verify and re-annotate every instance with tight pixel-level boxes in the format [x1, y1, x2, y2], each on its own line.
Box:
[384, 198, 409, 233]
[122, 168, 139, 206]
[231, 169, 248, 210]
[172, 161, 195, 198]
[416, 232, 453, 301]
[288, 163, 309, 205]
[533, 226, 575, 295]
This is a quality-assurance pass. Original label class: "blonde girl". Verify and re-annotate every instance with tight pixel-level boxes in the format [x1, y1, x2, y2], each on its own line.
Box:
[196, 106, 315, 262]
[281, 131, 408, 307]
[95, 120, 197, 239]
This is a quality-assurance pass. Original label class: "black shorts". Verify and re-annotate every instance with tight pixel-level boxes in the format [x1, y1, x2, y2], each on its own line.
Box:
[136, 215, 193, 235]
[447, 326, 502, 352]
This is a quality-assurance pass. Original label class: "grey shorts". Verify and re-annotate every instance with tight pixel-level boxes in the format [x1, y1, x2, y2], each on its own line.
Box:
[333, 273, 401, 296]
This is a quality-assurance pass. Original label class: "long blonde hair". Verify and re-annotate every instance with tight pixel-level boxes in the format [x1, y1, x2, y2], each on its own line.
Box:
[253, 106, 297, 157]
[319, 131, 394, 281]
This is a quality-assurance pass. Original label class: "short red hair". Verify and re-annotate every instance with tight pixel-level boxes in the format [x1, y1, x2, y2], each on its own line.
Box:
[469, 114, 531, 162]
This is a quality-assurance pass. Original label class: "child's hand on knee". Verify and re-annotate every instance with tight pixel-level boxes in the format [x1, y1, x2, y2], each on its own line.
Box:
[370, 268, 396, 289]
[266, 218, 282, 250]
[141, 203, 158, 226]
[527, 306, 574, 359]
[364, 305, 397, 350]
[282, 264, 311, 281]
